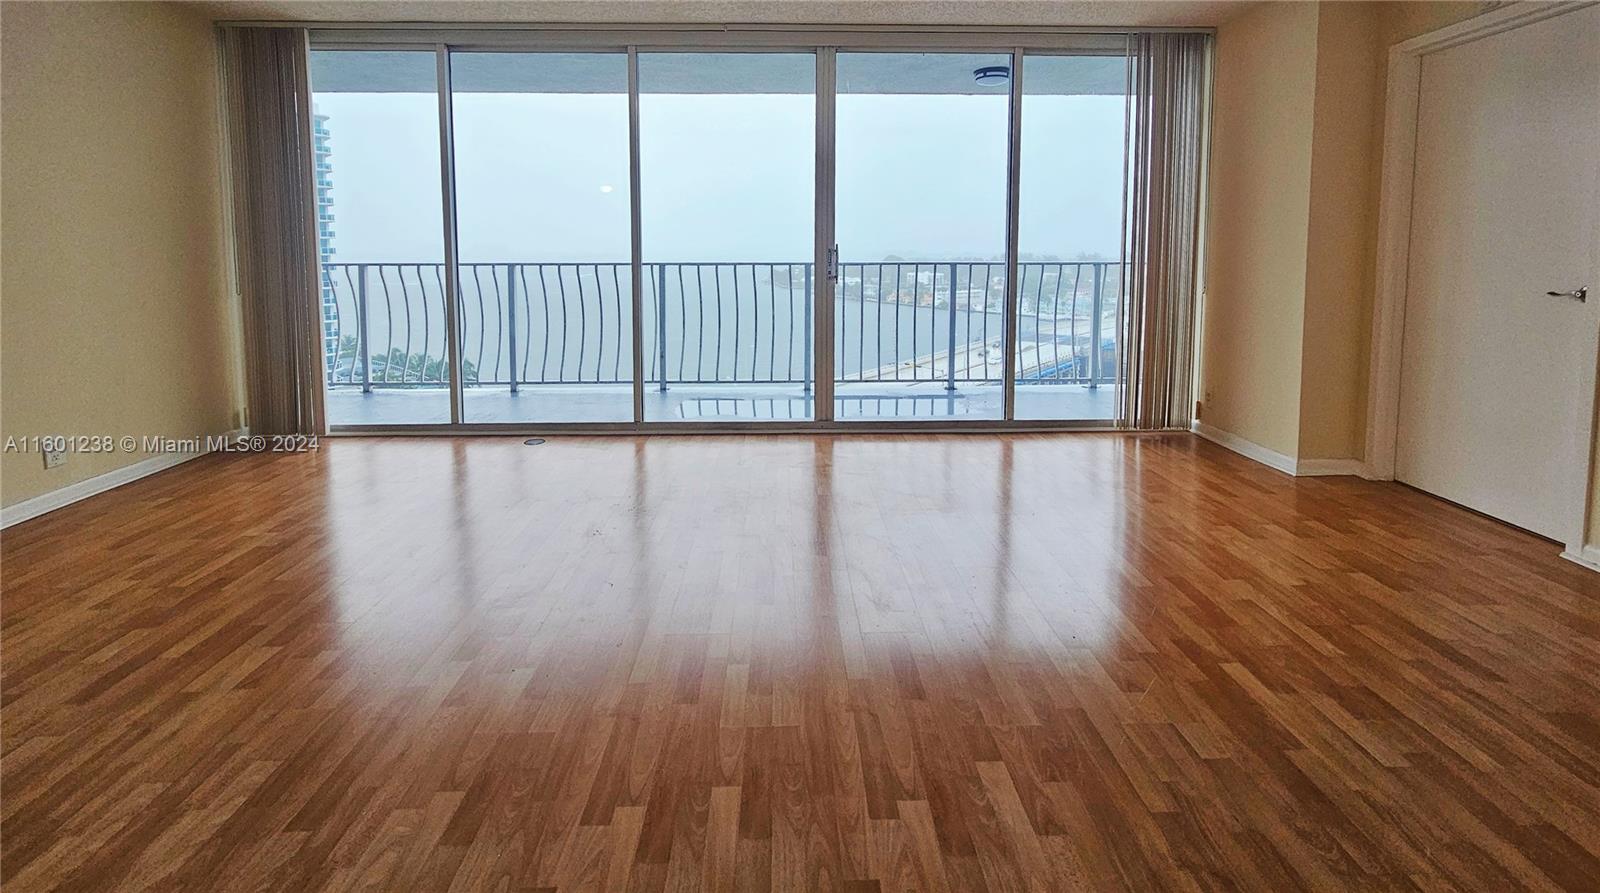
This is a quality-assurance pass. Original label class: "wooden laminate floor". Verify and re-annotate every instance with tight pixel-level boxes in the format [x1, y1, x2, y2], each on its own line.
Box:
[3, 434, 1599, 892]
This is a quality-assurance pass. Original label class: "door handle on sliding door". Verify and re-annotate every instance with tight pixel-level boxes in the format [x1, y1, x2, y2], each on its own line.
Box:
[1546, 286, 1588, 302]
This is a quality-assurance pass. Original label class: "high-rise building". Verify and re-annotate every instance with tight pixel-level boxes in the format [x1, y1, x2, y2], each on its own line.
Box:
[313, 111, 337, 375]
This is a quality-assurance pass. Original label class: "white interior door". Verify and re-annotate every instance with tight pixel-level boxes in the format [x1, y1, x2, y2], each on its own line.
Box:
[1397, 5, 1600, 542]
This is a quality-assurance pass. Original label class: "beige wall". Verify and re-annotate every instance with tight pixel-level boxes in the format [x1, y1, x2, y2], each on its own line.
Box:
[1198, 0, 1488, 462]
[1296, 1, 1382, 460]
[1198, 0, 1319, 458]
[1, 2, 240, 508]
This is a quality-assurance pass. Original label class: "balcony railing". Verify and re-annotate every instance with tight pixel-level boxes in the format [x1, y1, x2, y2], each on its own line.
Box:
[320, 261, 1121, 392]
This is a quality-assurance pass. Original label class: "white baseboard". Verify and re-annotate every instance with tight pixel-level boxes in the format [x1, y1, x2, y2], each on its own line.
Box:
[1, 429, 247, 529]
[1191, 421, 1297, 475]
[1190, 422, 1368, 478]
[1295, 458, 1370, 477]
[1560, 545, 1600, 574]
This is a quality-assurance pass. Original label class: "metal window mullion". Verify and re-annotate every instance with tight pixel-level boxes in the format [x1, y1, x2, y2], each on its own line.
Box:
[1001, 47, 1024, 421]
[814, 47, 836, 422]
[434, 44, 465, 424]
[629, 47, 645, 425]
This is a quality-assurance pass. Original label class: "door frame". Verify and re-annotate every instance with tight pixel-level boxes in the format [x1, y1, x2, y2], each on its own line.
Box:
[1365, 1, 1600, 564]
[305, 27, 1150, 434]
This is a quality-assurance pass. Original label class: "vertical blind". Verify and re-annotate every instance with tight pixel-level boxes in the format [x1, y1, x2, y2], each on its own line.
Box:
[1119, 33, 1211, 430]
[221, 27, 324, 435]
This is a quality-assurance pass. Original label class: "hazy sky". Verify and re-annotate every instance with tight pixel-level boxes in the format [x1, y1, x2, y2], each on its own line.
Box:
[314, 90, 1126, 264]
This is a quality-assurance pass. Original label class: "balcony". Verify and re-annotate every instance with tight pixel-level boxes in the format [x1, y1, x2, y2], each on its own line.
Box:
[321, 260, 1120, 424]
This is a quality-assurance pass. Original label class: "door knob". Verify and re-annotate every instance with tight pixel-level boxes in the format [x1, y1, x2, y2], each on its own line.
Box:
[1546, 286, 1588, 302]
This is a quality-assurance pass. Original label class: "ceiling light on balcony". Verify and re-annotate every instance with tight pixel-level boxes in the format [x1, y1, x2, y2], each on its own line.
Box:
[973, 65, 1010, 87]
[599, 184, 614, 194]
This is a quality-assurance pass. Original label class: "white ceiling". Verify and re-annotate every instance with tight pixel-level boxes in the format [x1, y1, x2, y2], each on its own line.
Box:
[191, 0, 1255, 27]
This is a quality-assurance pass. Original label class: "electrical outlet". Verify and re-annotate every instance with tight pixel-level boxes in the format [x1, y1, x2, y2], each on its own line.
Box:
[42, 447, 66, 470]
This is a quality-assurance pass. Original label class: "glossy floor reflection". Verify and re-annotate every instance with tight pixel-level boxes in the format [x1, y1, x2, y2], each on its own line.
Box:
[3, 435, 1598, 891]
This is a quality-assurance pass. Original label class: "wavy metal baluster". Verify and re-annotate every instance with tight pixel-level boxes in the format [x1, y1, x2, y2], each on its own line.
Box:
[678, 265, 689, 383]
[416, 262, 428, 380]
[912, 263, 923, 380]
[926, 263, 937, 381]
[646, 265, 659, 383]
[1069, 264, 1083, 383]
[693, 265, 706, 382]
[611, 264, 624, 383]
[573, 265, 589, 382]
[735, 264, 744, 382]
[1030, 265, 1042, 382]
[499, 264, 513, 385]
[972, 262, 985, 380]
[339, 265, 356, 384]
[375, 266, 395, 384]
[480, 263, 492, 386]
[712, 265, 724, 381]
[394, 266, 413, 383]
[459, 265, 476, 385]
[891, 264, 902, 382]
[586, 264, 601, 382]
[554, 265, 571, 382]
[505, 263, 517, 391]
[320, 265, 337, 378]
[932, 264, 941, 381]
[1091, 263, 1107, 386]
[787, 265, 797, 381]
[588, 264, 601, 379]
[537, 265, 551, 383]
[767, 265, 777, 382]
[836, 266, 846, 383]
[953, 262, 966, 380]
[1049, 264, 1064, 381]
[749, 264, 760, 382]
[845, 263, 855, 382]
[485, 265, 502, 385]
[730, 264, 741, 382]
[871, 265, 882, 383]
[519, 265, 534, 385]
[728, 264, 739, 381]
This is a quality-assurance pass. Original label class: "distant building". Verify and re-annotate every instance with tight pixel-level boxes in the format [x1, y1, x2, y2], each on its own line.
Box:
[313, 111, 337, 375]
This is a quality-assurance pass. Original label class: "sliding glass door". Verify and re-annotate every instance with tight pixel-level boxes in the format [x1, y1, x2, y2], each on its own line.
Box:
[310, 50, 453, 426]
[310, 38, 1146, 431]
[833, 52, 1013, 421]
[638, 52, 816, 422]
[1013, 53, 1129, 421]
[450, 52, 635, 423]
